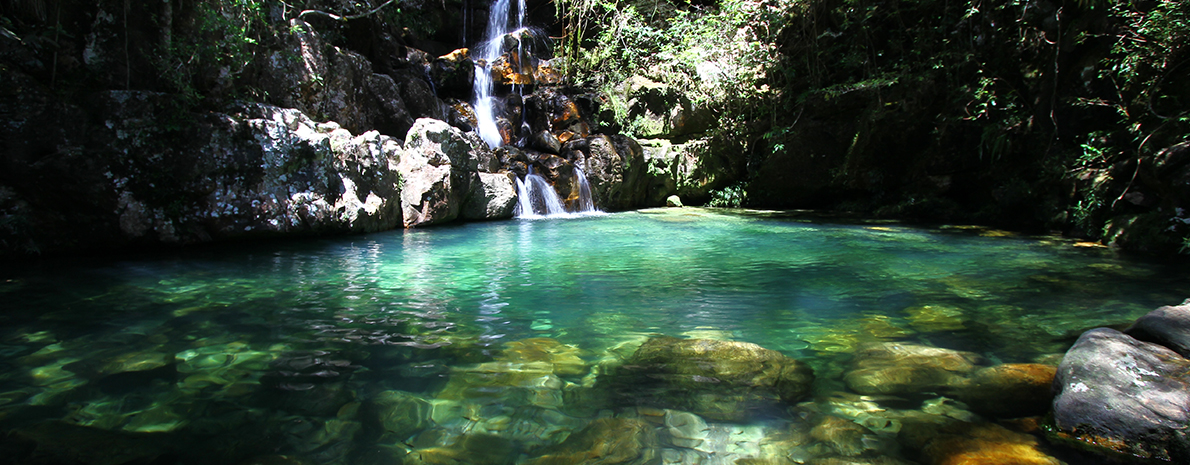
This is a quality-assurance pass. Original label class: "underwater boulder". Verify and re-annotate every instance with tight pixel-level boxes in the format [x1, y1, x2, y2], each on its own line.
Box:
[843, 342, 982, 397]
[371, 390, 434, 440]
[606, 337, 814, 422]
[522, 417, 659, 465]
[952, 363, 1056, 419]
[1050, 327, 1190, 462]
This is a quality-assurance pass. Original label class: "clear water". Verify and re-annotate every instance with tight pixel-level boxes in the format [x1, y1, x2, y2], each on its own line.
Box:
[1, 209, 1186, 464]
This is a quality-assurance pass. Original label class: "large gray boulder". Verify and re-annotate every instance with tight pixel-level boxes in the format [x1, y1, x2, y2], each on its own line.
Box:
[1125, 299, 1190, 358]
[461, 172, 518, 220]
[1051, 327, 1190, 462]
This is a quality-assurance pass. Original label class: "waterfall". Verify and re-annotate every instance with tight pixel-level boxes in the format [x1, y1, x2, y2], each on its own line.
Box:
[574, 168, 596, 213]
[473, 0, 526, 149]
[513, 168, 601, 219]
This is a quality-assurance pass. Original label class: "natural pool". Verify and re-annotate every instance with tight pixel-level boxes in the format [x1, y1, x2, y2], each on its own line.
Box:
[1, 208, 1187, 464]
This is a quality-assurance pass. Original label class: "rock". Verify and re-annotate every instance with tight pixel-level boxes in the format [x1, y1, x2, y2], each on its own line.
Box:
[429, 48, 475, 100]
[460, 172, 518, 220]
[843, 342, 982, 396]
[810, 416, 881, 457]
[372, 390, 433, 440]
[640, 137, 744, 206]
[404, 433, 516, 465]
[531, 130, 563, 154]
[1125, 299, 1190, 358]
[522, 417, 658, 465]
[665, 195, 683, 207]
[953, 363, 1056, 419]
[400, 118, 483, 227]
[607, 337, 814, 422]
[916, 422, 1061, 465]
[1050, 327, 1190, 462]
[256, 19, 414, 137]
[615, 76, 714, 139]
[498, 338, 589, 377]
[563, 135, 652, 211]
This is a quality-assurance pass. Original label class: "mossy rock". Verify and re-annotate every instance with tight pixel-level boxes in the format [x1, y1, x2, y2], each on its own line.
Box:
[604, 337, 814, 421]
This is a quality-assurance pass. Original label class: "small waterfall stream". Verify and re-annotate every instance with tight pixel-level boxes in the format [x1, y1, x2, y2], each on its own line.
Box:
[474, 0, 599, 218]
[513, 168, 601, 218]
[473, 0, 523, 149]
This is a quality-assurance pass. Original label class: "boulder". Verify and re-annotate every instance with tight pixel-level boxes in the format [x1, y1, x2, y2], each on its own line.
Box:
[843, 342, 982, 396]
[1125, 299, 1190, 358]
[953, 363, 1056, 419]
[461, 172, 518, 220]
[605, 337, 814, 422]
[563, 135, 652, 211]
[522, 417, 658, 465]
[399, 118, 484, 227]
[1050, 328, 1190, 462]
[615, 76, 714, 139]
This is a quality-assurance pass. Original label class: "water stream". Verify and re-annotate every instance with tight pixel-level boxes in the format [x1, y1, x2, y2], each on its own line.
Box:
[0, 209, 1185, 463]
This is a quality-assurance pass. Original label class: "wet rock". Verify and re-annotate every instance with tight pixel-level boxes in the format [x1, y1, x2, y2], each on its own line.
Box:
[809, 416, 886, 457]
[903, 305, 966, 332]
[607, 337, 814, 422]
[843, 342, 982, 397]
[563, 135, 652, 211]
[461, 172, 518, 220]
[915, 422, 1061, 465]
[953, 364, 1055, 419]
[1050, 327, 1190, 462]
[372, 390, 434, 440]
[2, 420, 182, 465]
[404, 433, 516, 465]
[498, 338, 589, 377]
[429, 48, 475, 100]
[1125, 299, 1190, 358]
[400, 118, 483, 227]
[523, 417, 659, 465]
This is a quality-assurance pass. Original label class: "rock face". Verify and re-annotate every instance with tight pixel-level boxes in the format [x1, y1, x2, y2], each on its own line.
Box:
[399, 118, 517, 227]
[604, 337, 814, 422]
[1050, 327, 1190, 462]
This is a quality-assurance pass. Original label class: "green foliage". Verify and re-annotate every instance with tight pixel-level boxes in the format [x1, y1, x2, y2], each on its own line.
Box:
[556, 0, 791, 137]
[706, 182, 748, 208]
[158, 0, 269, 104]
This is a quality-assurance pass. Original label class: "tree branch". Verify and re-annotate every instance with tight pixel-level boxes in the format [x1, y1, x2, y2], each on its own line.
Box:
[298, 0, 399, 22]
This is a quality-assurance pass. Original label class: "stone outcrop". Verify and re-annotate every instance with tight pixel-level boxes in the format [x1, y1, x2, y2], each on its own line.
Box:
[398, 118, 517, 227]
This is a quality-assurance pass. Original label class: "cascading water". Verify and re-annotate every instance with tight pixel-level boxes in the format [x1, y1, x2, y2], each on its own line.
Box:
[513, 168, 601, 218]
[473, 0, 526, 149]
[474, 0, 601, 218]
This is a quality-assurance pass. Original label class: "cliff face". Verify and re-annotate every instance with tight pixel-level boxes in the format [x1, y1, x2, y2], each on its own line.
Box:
[0, 0, 639, 256]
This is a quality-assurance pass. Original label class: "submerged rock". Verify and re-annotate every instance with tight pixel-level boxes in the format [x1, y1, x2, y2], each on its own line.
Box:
[843, 342, 982, 397]
[1050, 327, 1190, 462]
[952, 363, 1055, 419]
[522, 417, 658, 465]
[605, 337, 814, 422]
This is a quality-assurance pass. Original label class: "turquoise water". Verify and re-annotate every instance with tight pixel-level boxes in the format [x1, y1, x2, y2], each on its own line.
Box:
[1, 208, 1186, 464]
